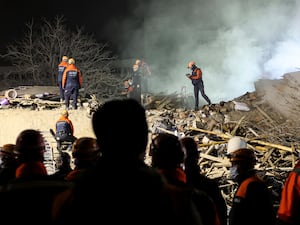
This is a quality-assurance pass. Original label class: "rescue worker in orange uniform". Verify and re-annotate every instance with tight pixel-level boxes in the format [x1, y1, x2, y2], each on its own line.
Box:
[57, 55, 69, 102]
[276, 157, 300, 225]
[186, 61, 211, 110]
[55, 110, 76, 150]
[227, 136, 276, 225]
[62, 58, 83, 110]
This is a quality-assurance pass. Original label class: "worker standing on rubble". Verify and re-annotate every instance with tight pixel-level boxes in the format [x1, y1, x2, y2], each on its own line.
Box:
[128, 59, 142, 104]
[57, 55, 69, 102]
[227, 136, 276, 225]
[140, 58, 151, 93]
[186, 61, 211, 110]
[62, 58, 83, 110]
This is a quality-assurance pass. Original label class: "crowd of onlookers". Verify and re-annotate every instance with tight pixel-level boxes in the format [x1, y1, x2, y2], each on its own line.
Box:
[0, 98, 298, 225]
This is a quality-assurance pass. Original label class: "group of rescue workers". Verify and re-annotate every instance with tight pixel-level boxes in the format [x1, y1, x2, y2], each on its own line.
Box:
[58, 54, 210, 111]
[57, 55, 83, 111]
[125, 59, 211, 110]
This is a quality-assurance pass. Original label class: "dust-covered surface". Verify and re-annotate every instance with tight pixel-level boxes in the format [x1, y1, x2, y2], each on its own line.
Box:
[0, 77, 299, 208]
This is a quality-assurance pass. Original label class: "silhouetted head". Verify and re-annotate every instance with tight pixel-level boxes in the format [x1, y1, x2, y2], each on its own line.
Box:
[180, 136, 199, 167]
[15, 129, 45, 162]
[151, 133, 185, 169]
[72, 137, 101, 165]
[56, 152, 71, 169]
[92, 98, 148, 160]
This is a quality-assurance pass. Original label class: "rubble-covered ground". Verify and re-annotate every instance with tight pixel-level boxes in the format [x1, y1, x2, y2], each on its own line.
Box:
[145, 71, 300, 211]
[1, 71, 300, 211]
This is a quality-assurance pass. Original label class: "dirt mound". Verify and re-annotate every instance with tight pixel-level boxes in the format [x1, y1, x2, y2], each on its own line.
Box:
[254, 71, 300, 124]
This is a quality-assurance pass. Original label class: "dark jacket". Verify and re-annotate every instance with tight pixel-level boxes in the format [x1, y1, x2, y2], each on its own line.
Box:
[62, 64, 83, 90]
[185, 165, 228, 225]
[159, 167, 220, 225]
[229, 171, 276, 225]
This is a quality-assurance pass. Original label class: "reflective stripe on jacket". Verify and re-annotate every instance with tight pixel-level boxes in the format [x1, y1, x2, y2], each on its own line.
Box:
[62, 64, 83, 90]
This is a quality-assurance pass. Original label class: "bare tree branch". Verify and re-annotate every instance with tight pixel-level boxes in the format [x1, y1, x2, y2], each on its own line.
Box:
[0, 15, 125, 100]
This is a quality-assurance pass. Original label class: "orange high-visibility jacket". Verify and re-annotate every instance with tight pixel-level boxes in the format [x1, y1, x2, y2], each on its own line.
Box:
[277, 160, 300, 225]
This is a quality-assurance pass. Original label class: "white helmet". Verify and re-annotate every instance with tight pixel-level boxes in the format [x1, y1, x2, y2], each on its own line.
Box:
[187, 61, 195, 69]
[227, 136, 247, 154]
[62, 56, 68, 62]
[68, 58, 75, 65]
[133, 64, 139, 72]
[135, 59, 141, 65]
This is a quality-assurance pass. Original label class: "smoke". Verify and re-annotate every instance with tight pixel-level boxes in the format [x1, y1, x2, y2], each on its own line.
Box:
[116, 0, 300, 103]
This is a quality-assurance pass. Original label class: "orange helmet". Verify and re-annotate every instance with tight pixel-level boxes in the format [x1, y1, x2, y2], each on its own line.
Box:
[187, 61, 196, 68]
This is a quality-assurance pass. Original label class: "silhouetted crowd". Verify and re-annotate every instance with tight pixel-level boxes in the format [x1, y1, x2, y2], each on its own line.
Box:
[0, 98, 298, 225]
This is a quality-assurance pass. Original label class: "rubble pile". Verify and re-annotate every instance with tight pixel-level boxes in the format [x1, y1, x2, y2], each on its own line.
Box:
[2, 73, 300, 210]
[146, 90, 300, 209]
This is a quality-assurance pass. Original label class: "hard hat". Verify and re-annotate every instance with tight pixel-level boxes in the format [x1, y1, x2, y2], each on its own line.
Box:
[229, 148, 256, 164]
[133, 64, 139, 72]
[68, 58, 75, 65]
[135, 59, 141, 65]
[15, 129, 45, 154]
[187, 61, 196, 68]
[61, 109, 69, 117]
[72, 137, 100, 160]
[62, 56, 68, 61]
[227, 136, 247, 154]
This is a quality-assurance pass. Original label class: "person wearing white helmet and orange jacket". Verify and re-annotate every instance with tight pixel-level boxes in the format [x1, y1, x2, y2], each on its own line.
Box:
[227, 136, 276, 225]
[186, 61, 211, 110]
[62, 58, 83, 110]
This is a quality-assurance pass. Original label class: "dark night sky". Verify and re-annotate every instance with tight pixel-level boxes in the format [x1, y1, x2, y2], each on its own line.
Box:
[0, 0, 142, 57]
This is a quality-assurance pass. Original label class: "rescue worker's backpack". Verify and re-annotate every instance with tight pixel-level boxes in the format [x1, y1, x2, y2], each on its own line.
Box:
[55, 121, 72, 139]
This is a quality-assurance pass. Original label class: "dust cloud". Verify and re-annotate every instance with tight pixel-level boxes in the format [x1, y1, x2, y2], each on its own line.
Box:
[120, 0, 300, 103]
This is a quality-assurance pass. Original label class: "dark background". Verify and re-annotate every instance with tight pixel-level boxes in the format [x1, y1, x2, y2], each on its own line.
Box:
[0, 0, 143, 59]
